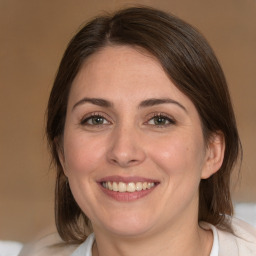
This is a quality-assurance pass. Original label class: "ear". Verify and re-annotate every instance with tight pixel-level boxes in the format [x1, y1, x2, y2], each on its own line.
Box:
[55, 137, 69, 177]
[201, 131, 225, 179]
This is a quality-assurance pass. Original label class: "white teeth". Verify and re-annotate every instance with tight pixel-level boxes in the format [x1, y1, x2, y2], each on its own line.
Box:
[118, 182, 126, 192]
[113, 182, 118, 191]
[135, 182, 142, 191]
[107, 181, 113, 190]
[127, 182, 136, 192]
[147, 182, 154, 189]
[102, 181, 156, 192]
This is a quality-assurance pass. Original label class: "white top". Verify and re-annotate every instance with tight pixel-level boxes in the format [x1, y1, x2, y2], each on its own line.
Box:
[0, 241, 23, 256]
[18, 218, 256, 256]
[71, 225, 219, 256]
[71, 234, 95, 256]
[210, 224, 219, 256]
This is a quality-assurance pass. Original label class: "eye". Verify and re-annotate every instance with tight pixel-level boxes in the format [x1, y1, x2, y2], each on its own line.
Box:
[81, 113, 111, 126]
[147, 114, 175, 126]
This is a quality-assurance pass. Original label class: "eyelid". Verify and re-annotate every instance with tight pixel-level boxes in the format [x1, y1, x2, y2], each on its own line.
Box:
[145, 112, 176, 125]
[80, 111, 113, 125]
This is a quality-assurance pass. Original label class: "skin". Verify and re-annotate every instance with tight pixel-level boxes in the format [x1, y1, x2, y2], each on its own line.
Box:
[59, 45, 225, 256]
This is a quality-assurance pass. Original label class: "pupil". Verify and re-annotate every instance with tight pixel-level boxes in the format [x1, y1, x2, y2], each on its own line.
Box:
[154, 117, 165, 125]
[93, 117, 103, 124]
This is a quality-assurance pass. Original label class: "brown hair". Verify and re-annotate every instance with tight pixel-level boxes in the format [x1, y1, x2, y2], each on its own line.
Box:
[46, 6, 241, 243]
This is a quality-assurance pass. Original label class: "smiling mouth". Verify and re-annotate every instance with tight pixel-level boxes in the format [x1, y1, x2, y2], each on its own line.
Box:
[101, 181, 157, 192]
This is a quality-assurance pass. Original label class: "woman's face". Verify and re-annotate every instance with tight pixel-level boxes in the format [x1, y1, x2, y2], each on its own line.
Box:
[60, 45, 220, 237]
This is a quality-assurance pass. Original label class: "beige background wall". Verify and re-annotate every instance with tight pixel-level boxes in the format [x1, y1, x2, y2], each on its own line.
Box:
[0, 0, 255, 243]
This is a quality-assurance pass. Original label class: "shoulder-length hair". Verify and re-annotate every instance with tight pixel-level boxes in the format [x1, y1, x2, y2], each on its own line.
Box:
[46, 6, 241, 243]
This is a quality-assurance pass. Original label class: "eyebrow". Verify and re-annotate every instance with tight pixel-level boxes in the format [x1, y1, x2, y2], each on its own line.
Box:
[72, 97, 112, 111]
[72, 97, 187, 112]
[139, 98, 187, 112]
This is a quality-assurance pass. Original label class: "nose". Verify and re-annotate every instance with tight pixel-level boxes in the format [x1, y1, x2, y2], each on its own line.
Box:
[106, 125, 146, 168]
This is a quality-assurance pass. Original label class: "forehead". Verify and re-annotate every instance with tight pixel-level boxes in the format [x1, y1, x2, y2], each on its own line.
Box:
[74, 45, 166, 89]
[68, 45, 195, 111]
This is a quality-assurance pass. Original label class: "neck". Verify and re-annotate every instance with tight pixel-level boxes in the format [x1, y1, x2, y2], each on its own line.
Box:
[92, 219, 213, 256]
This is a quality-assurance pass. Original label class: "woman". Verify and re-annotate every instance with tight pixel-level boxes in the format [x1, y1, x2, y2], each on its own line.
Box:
[20, 6, 256, 256]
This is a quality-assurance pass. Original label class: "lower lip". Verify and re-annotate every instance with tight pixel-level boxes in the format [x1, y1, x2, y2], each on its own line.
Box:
[99, 185, 157, 202]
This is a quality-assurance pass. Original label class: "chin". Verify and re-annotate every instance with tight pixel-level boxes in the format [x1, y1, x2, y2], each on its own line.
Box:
[96, 213, 155, 237]
[106, 224, 153, 237]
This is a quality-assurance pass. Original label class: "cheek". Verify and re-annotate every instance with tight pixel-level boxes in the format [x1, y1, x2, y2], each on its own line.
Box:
[148, 133, 205, 178]
[63, 132, 106, 176]
[145, 134, 205, 221]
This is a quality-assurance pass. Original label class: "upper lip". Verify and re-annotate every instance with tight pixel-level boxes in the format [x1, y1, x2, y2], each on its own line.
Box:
[97, 175, 159, 183]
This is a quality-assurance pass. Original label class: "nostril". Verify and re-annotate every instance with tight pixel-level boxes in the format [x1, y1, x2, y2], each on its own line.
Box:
[109, 157, 140, 168]
[106, 141, 146, 167]
[111, 159, 118, 164]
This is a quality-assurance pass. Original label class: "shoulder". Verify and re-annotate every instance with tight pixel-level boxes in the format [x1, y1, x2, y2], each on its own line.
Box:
[18, 233, 79, 256]
[231, 217, 256, 240]
[217, 218, 256, 256]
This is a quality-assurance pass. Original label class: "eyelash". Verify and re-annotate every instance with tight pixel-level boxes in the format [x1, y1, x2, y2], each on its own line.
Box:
[146, 113, 176, 127]
[80, 112, 176, 127]
[80, 112, 111, 126]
